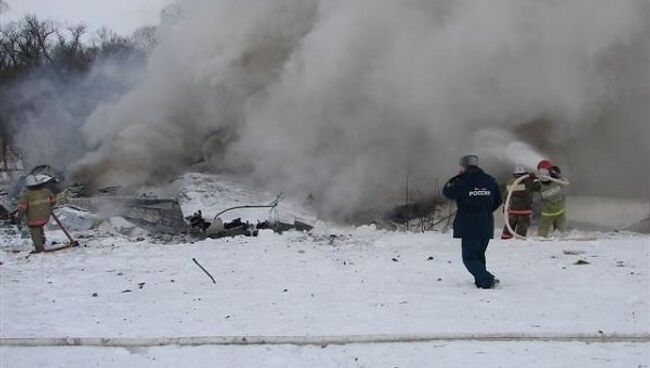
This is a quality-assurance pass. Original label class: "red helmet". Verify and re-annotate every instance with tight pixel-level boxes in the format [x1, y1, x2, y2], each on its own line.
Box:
[537, 160, 553, 170]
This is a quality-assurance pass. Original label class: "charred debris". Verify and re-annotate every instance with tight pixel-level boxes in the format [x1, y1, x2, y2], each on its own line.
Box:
[1, 165, 452, 243]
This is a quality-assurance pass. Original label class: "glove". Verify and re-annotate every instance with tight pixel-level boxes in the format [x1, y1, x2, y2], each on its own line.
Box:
[528, 172, 537, 180]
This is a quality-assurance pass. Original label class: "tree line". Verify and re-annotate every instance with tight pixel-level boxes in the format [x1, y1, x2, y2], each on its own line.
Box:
[0, 8, 155, 170]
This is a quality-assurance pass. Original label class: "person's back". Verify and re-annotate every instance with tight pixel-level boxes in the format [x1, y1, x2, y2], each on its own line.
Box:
[501, 169, 541, 239]
[20, 187, 55, 227]
[444, 166, 501, 239]
[18, 174, 57, 253]
[443, 155, 502, 289]
[506, 176, 539, 213]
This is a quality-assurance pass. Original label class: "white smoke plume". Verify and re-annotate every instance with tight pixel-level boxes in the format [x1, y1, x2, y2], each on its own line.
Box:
[67, 0, 648, 218]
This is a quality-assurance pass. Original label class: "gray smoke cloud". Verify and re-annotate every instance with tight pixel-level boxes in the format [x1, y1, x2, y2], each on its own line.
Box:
[68, 0, 649, 218]
[8, 55, 146, 171]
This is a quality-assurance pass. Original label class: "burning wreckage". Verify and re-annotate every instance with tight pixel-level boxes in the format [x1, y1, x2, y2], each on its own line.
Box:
[1, 165, 458, 248]
[2, 163, 648, 252]
[0, 166, 323, 245]
[185, 194, 314, 239]
[1, 166, 184, 242]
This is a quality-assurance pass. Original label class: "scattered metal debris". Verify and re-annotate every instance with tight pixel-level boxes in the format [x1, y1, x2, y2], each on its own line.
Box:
[186, 211, 313, 239]
[68, 197, 187, 234]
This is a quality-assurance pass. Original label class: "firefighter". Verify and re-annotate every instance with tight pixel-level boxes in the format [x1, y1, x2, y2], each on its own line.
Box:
[537, 160, 567, 238]
[443, 154, 502, 289]
[15, 174, 57, 253]
[501, 165, 540, 239]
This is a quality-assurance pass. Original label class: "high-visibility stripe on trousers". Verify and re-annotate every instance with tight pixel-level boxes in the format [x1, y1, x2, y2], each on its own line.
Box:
[542, 209, 565, 217]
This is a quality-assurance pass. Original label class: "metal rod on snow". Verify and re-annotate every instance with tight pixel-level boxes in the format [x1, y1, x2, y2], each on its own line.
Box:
[192, 258, 216, 284]
[51, 212, 79, 247]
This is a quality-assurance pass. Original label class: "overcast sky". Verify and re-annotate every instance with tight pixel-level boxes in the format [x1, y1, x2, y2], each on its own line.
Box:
[0, 0, 174, 35]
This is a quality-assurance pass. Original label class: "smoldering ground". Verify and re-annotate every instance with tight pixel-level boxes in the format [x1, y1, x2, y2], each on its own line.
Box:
[14, 0, 650, 219]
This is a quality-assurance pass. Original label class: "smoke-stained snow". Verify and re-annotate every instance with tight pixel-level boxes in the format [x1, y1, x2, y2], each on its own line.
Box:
[16, 0, 649, 218]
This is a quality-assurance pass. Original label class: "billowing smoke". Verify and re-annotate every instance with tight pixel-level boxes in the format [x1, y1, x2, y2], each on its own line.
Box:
[9, 57, 145, 170]
[61, 0, 648, 218]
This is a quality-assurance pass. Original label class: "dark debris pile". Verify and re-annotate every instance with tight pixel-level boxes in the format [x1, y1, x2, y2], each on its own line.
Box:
[186, 210, 313, 239]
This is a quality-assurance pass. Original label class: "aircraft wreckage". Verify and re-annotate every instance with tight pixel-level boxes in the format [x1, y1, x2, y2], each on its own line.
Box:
[0, 165, 319, 242]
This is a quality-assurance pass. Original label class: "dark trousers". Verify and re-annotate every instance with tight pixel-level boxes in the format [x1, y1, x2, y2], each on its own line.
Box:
[29, 225, 46, 253]
[461, 238, 494, 288]
[501, 214, 531, 239]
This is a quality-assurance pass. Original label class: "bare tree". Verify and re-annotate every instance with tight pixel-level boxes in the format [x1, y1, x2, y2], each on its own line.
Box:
[0, 14, 151, 168]
[132, 26, 158, 52]
[54, 23, 90, 72]
[23, 15, 56, 65]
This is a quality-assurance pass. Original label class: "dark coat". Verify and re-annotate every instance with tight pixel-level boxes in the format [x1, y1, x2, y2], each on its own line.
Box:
[503, 175, 541, 214]
[443, 167, 502, 239]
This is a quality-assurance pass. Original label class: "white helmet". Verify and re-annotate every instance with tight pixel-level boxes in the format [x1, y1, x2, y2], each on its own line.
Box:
[513, 165, 527, 175]
[25, 174, 54, 188]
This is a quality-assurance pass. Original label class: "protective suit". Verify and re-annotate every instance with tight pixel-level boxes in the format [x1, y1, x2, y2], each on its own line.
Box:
[18, 175, 57, 252]
[501, 168, 541, 239]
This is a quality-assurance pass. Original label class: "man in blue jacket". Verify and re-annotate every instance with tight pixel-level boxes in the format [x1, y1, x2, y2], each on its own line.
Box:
[443, 154, 502, 289]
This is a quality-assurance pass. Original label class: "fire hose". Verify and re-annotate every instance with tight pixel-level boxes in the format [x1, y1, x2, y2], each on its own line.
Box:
[504, 174, 569, 240]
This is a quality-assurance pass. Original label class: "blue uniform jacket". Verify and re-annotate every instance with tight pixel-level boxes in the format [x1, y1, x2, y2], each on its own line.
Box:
[443, 167, 502, 239]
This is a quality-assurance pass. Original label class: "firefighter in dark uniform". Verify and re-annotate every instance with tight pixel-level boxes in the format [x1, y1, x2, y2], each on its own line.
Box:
[443, 154, 502, 289]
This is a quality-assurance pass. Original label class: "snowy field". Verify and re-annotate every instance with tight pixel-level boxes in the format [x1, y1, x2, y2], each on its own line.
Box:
[1, 225, 649, 367]
[1, 173, 649, 367]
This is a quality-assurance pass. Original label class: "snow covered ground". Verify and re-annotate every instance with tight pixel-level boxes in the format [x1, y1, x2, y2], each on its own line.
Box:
[1, 173, 649, 367]
[1, 227, 649, 367]
[3, 341, 647, 368]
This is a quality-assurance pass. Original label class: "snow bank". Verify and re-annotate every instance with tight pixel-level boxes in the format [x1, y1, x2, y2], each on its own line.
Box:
[170, 173, 317, 225]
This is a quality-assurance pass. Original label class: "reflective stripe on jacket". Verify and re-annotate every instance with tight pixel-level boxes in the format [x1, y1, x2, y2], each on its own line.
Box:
[503, 175, 540, 213]
[19, 187, 56, 226]
[539, 181, 565, 216]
